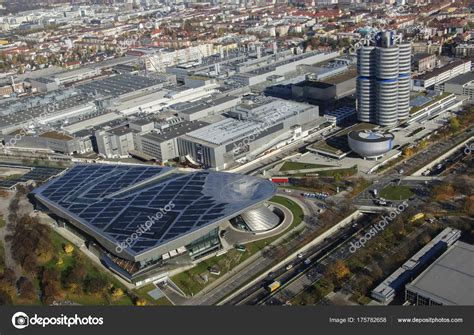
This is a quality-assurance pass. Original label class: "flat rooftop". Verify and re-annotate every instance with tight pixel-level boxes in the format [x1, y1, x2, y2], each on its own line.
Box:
[186, 99, 315, 146]
[322, 67, 357, 85]
[444, 71, 474, 86]
[40, 131, 75, 141]
[141, 121, 209, 143]
[406, 241, 474, 305]
[0, 92, 93, 129]
[170, 95, 240, 115]
[77, 73, 167, 97]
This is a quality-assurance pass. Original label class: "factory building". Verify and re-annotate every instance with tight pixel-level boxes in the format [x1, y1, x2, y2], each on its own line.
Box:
[177, 99, 323, 170]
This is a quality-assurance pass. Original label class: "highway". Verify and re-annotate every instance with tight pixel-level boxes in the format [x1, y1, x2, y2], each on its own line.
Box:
[226, 213, 375, 305]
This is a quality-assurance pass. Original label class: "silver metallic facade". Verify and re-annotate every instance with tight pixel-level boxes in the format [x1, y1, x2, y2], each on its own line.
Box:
[347, 130, 394, 158]
[357, 32, 412, 126]
[240, 205, 280, 232]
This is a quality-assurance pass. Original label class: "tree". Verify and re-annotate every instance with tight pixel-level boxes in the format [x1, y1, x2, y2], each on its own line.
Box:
[449, 117, 460, 133]
[325, 260, 350, 283]
[0, 289, 13, 304]
[85, 277, 107, 295]
[463, 195, 474, 215]
[64, 260, 87, 293]
[112, 287, 124, 299]
[18, 277, 37, 301]
[63, 244, 74, 254]
[432, 182, 455, 202]
[41, 268, 63, 305]
[135, 298, 147, 306]
[403, 147, 415, 157]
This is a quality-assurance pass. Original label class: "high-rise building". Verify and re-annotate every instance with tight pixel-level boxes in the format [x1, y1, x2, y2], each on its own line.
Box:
[356, 31, 411, 126]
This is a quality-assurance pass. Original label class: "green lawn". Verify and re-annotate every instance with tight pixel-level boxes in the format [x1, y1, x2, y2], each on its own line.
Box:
[133, 284, 173, 306]
[0, 215, 5, 229]
[287, 166, 358, 178]
[43, 230, 133, 305]
[171, 196, 304, 296]
[280, 162, 330, 172]
[380, 185, 414, 200]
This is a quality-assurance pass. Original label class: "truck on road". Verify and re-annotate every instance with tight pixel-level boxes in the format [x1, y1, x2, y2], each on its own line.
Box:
[267, 281, 281, 293]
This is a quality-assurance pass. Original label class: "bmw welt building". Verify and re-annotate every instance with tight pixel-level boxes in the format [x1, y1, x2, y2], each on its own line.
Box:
[32, 164, 278, 282]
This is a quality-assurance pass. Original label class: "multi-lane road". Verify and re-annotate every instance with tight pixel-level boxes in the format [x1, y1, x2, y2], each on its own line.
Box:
[226, 214, 375, 305]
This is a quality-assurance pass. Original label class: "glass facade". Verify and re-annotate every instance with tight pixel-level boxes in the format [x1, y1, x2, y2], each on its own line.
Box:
[187, 228, 221, 259]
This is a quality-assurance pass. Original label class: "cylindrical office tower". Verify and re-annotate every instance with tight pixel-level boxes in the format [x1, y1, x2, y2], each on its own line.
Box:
[397, 42, 412, 120]
[357, 46, 376, 123]
[356, 31, 412, 126]
[375, 46, 399, 126]
[357, 46, 375, 77]
[357, 77, 376, 123]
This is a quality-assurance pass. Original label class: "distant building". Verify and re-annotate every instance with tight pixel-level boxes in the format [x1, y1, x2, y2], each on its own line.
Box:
[412, 42, 441, 55]
[168, 95, 241, 122]
[442, 71, 474, 102]
[27, 77, 59, 93]
[136, 121, 209, 163]
[412, 53, 437, 72]
[95, 125, 136, 159]
[4, 130, 92, 155]
[292, 67, 356, 113]
[412, 59, 471, 91]
[454, 43, 474, 57]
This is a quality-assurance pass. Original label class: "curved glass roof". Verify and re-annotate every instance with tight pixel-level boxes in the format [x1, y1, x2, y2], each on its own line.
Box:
[33, 164, 276, 256]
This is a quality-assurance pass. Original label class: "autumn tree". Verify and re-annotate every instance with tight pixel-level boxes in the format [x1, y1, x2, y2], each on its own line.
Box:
[41, 268, 63, 305]
[325, 260, 350, 284]
[17, 277, 37, 301]
[449, 117, 460, 133]
[64, 259, 87, 294]
[463, 195, 474, 215]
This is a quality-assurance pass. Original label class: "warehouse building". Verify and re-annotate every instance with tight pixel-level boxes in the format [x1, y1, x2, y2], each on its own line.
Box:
[405, 241, 474, 305]
[442, 72, 474, 102]
[136, 121, 209, 163]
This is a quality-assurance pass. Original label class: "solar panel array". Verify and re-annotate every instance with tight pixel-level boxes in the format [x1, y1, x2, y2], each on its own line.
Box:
[34, 164, 276, 256]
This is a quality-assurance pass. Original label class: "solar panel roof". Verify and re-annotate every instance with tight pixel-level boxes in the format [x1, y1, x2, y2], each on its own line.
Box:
[33, 164, 276, 256]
